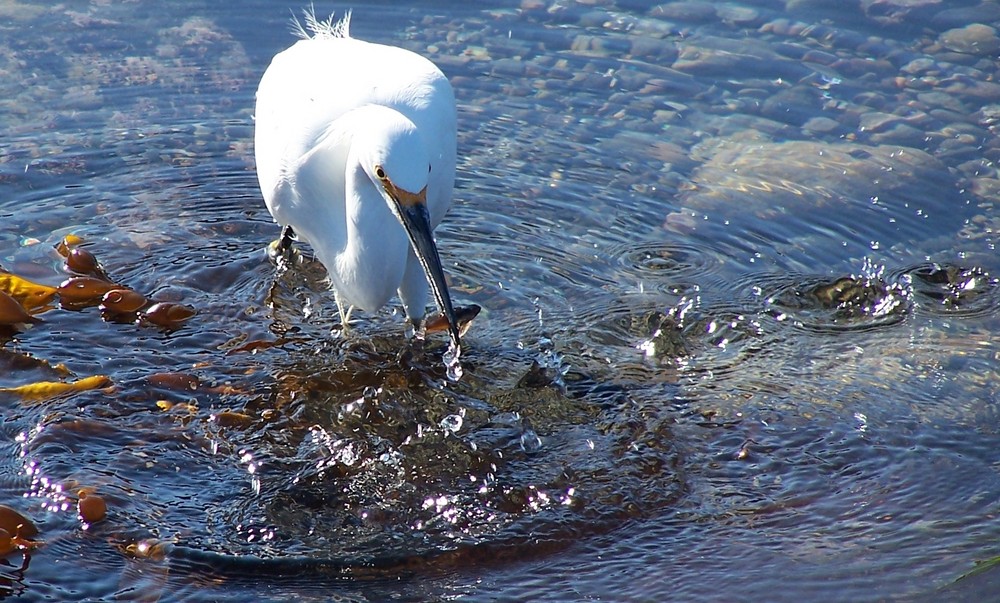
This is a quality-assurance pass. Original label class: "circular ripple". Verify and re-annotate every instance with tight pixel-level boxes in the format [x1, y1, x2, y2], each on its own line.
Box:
[610, 241, 724, 284]
[908, 263, 1000, 318]
[756, 272, 912, 333]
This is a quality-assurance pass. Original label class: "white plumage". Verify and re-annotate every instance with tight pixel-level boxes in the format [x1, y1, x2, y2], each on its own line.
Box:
[254, 10, 461, 348]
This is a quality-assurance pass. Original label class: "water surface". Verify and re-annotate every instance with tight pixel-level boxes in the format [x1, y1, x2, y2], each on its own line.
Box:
[1, 0, 999, 601]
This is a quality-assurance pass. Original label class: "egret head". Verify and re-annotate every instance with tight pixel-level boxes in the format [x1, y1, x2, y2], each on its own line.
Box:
[357, 109, 462, 348]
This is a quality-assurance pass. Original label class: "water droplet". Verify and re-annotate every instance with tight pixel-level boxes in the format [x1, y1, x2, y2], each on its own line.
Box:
[444, 340, 463, 381]
[440, 413, 463, 434]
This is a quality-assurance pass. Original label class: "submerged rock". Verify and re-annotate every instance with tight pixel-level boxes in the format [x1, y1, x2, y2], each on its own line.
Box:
[860, 0, 942, 25]
[938, 24, 1000, 56]
[673, 140, 967, 265]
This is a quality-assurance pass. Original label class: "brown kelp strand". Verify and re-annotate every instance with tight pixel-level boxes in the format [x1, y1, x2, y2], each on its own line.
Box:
[0, 272, 57, 313]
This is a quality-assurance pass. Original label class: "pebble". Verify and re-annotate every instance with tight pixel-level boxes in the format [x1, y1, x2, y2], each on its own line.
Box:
[932, 4, 1000, 29]
[900, 57, 937, 75]
[868, 123, 928, 147]
[969, 178, 1000, 198]
[944, 78, 1000, 101]
[716, 5, 760, 26]
[938, 24, 1000, 56]
[649, 2, 717, 22]
[858, 111, 903, 133]
[802, 116, 842, 134]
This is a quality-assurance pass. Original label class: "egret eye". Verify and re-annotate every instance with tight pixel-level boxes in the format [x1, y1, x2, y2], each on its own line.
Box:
[374, 165, 387, 180]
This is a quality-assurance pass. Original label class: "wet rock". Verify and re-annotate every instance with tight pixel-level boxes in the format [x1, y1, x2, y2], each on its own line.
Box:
[629, 36, 678, 62]
[858, 111, 904, 133]
[931, 4, 1000, 30]
[765, 273, 910, 328]
[969, 177, 1000, 199]
[938, 24, 1000, 56]
[942, 78, 1000, 101]
[801, 49, 839, 66]
[802, 116, 842, 135]
[916, 90, 969, 114]
[957, 159, 995, 180]
[674, 140, 967, 261]
[909, 264, 998, 314]
[578, 10, 612, 28]
[635, 313, 688, 360]
[650, 2, 717, 22]
[900, 57, 937, 75]
[861, 0, 942, 25]
[517, 360, 560, 389]
[833, 57, 896, 79]
[674, 36, 808, 81]
[977, 105, 1000, 130]
[936, 136, 982, 163]
[868, 123, 928, 148]
[760, 87, 825, 127]
[716, 5, 761, 27]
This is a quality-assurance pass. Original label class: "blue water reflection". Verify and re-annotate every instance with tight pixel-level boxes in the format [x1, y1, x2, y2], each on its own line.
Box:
[0, 1, 998, 601]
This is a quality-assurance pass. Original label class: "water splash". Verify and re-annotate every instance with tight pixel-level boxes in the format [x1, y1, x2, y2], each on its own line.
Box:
[535, 336, 569, 389]
[239, 448, 262, 496]
[439, 411, 464, 434]
[444, 339, 463, 381]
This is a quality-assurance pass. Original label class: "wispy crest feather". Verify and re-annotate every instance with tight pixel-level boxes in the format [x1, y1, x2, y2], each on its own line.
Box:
[290, 4, 352, 40]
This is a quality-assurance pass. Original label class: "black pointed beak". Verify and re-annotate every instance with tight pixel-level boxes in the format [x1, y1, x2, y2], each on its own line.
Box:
[391, 189, 462, 350]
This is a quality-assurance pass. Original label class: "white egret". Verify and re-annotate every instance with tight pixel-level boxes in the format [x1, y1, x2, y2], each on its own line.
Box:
[254, 9, 463, 353]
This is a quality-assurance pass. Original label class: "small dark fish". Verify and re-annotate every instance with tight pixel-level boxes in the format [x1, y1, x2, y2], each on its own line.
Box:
[425, 304, 481, 336]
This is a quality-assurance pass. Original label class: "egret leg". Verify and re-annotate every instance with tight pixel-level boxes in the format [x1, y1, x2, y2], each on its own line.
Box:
[406, 316, 427, 342]
[266, 225, 301, 269]
[265, 225, 300, 310]
[276, 224, 296, 255]
[334, 290, 354, 334]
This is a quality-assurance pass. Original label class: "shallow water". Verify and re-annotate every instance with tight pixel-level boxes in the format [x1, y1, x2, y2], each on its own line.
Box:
[1, 0, 999, 601]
